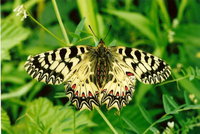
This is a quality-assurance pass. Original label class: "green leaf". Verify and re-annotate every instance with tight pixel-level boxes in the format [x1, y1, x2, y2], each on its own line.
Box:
[1, 81, 36, 100]
[122, 117, 140, 134]
[1, 108, 13, 134]
[77, 0, 99, 36]
[104, 9, 157, 42]
[162, 94, 179, 113]
[156, 0, 170, 28]
[155, 115, 173, 124]
[184, 104, 200, 110]
[12, 98, 95, 134]
[1, 18, 31, 60]
[121, 105, 151, 133]
[174, 72, 200, 100]
[174, 24, 200, 46]
[138, 104, 152, 124]
[72, 17, 86, 43]
[184, 91, 191, 105]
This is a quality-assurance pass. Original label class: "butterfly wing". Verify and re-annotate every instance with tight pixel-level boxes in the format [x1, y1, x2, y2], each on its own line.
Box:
[64, 55, 100, 110]
[110, 46, 171, 84]
[24, 46, 89, 85]
[100, 55, 136, 110]
[25, 46, 100, 110]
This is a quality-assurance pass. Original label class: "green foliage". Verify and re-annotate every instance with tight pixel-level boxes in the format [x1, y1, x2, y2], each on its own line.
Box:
[1, 18, 31, 60]
[1, 0, 200, 134]
[3, 98, 95, 134]
[1, 108, 13, 134]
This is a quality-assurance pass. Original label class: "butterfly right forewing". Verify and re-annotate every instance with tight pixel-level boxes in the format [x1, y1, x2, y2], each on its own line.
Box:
[110, 46, 171, 84]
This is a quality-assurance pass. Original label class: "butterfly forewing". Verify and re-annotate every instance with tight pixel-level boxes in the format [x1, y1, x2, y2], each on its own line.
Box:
[24, 46, 89, 85]
[110, 46, 171, 84]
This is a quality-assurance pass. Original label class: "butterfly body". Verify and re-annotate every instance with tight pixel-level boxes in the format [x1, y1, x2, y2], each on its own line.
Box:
[25, 39, 171, 110]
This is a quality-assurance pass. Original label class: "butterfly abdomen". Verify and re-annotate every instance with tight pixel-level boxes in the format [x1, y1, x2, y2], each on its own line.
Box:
[95, 58, 109, 88]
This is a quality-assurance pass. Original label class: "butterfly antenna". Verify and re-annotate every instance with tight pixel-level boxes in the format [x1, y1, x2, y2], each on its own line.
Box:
[88, 25, 99, 40]
[104, 25, 112, 41]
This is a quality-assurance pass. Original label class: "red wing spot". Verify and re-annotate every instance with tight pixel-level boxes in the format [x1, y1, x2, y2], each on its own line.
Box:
[72, 84, 76, 89]
[82, 92, 85, 97]
[89, 91, 93, 97]
[95, 91, 99, 95]
[116, 92, 119, 96]
[126, 72, 134, 76]
[109, 90, 113, 95]
[125, 86, 128, 91]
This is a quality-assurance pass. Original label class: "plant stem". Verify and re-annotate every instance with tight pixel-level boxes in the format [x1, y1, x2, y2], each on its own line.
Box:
[96, 108, 118, 134]
[52, 0, 70, 44]
[27, 11, 66, 45]
[73, 109, 76, 134]
[157, 75, 189, 86]
[143, 105, 200, 134]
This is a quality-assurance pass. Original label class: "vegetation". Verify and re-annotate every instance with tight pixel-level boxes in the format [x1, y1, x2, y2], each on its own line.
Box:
[1, 0, 200, 133]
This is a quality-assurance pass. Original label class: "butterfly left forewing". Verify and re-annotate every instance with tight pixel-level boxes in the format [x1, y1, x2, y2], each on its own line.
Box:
[24, 46, 89, 85]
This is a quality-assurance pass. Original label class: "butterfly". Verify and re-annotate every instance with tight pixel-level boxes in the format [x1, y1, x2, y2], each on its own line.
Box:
[24, 39, 171, 110]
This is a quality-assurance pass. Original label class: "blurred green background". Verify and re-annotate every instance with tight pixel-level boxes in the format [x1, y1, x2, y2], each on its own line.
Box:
[1, 0, 200, 134]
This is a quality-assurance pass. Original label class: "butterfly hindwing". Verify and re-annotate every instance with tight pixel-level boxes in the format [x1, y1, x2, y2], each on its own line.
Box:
[24, 46, 89, 85]
[100, 57, 136, 110]
[64, 57, 100, 110]
[110, 46, 171, 84]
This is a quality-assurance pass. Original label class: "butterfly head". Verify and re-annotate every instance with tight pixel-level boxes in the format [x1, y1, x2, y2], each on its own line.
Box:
[98, 39, 105, 46]
[96, 39, 108, 56]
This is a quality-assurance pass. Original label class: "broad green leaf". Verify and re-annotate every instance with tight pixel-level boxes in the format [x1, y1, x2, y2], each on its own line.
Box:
[77, 0, 99, 36]
[104, 9, 157, 42]
[174, 73, 200, 100]
[174, 24, 200, 46]
[12, 98, 95, 134]
[156, 0, 170, 28]
[1, 18, 31, 60]
[121, 105, 151, 133]
[122, 117, 140, 134]
[72, 17, 86, 43]
[138, 104, 152, 124]
[1, 109, 13, 134]
[1, 81, 35, 100]
[135, 84, 153, 104]
[162, 94, 179, 113]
